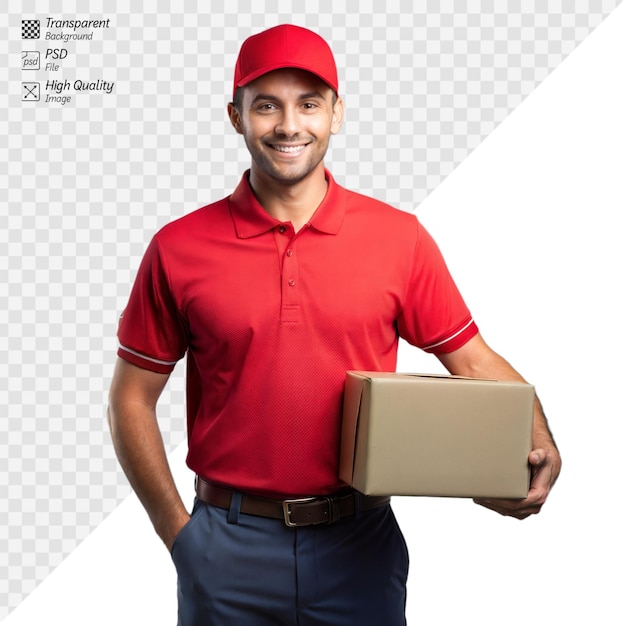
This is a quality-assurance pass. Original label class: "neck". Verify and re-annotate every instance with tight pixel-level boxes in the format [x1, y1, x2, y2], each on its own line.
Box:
[248, 163, 328, 232]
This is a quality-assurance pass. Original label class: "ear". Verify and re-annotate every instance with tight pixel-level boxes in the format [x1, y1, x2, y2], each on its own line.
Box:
[228, 103, 243, 134]
[330, 96, 344, 135]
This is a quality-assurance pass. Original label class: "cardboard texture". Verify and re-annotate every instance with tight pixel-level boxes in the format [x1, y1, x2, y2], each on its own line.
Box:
[340, 372, 534, 498]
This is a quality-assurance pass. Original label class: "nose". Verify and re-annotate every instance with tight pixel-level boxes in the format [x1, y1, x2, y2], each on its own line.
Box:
[274, 106, 300, 137]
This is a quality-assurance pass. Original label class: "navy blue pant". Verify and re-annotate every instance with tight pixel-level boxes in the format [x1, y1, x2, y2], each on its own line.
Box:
[170, 496, 409, 625]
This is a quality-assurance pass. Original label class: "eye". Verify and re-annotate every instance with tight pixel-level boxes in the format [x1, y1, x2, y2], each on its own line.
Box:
[257, 102, 277, 112]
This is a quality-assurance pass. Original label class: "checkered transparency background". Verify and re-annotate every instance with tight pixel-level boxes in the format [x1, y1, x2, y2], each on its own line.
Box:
[0, 0, 621, 617]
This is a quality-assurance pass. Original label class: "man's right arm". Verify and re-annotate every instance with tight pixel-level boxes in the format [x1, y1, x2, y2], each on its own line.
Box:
[107, 357, 190, 552]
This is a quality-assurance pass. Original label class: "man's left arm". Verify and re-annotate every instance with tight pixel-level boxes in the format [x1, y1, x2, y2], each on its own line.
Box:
[436, 332, 562, 519]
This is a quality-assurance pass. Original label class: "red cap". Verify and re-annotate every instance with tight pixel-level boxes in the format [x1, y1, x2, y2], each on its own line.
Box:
[233, 24, 338, 99]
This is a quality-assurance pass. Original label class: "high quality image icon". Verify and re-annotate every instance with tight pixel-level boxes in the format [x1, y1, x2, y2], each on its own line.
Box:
[22, 82, 40, 101]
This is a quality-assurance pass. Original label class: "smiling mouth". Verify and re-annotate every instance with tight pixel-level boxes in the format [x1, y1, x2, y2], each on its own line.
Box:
[270, 143, 308, 154]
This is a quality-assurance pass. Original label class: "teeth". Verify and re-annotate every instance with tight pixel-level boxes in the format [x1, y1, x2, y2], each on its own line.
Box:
[273, 144, 305, 153]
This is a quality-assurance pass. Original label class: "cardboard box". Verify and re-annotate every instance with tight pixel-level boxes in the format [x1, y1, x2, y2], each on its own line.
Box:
[340, 372, 534, 498]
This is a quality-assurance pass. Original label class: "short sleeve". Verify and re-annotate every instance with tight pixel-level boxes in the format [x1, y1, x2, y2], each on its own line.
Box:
[117, 236, 188, 373]
[397, 219, 478, 354]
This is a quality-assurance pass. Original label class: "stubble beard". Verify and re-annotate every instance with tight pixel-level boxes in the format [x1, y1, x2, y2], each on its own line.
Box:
[245, 135, 329, 186]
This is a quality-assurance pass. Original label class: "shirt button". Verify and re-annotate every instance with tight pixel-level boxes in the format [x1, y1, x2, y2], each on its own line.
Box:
[286, 249, 293, 257]
[278, 226, 287, 233]
[288, 279, 296, 287]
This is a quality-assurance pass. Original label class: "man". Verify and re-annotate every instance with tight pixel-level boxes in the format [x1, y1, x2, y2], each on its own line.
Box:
[108, 24, 561, 625]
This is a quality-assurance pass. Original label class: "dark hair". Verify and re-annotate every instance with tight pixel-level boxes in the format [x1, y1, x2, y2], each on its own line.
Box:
[232, 87, 243, 112]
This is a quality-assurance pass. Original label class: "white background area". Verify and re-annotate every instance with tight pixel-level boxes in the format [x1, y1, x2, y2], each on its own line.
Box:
[4, 4, 626, 626]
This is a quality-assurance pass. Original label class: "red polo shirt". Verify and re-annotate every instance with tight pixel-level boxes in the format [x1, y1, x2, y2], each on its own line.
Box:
[117, 170, 477, 497]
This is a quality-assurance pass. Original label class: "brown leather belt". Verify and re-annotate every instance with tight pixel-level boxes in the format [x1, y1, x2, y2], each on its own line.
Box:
[195, 477, 390, 527]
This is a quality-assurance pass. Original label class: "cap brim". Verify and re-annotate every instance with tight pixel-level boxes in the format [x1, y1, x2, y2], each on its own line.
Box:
[236, 64, 338, 93]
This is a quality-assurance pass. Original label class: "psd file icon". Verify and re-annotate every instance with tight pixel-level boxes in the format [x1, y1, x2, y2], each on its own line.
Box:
[22, 51, 40, 70]
[22, 20, 40, 39]
[22, 82, 40, 101]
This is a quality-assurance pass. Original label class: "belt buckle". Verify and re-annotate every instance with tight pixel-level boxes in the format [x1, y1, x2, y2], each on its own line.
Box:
[282, 496, 330, 527]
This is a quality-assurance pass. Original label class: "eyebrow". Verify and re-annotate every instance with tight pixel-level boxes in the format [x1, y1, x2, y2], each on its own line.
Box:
[250, 91, 327, 105]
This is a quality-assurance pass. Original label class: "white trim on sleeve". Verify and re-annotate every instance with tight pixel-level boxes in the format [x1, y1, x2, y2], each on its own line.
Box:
[118, 344, 179, 367]
[421, 318, 475, 352]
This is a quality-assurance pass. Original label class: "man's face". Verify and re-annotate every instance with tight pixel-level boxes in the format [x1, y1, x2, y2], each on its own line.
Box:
[229, 68, 343, 187]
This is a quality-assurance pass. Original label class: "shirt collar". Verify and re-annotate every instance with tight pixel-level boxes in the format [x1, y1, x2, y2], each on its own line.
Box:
[228, 169, 346, 239]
